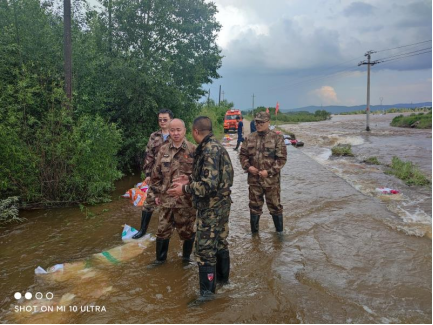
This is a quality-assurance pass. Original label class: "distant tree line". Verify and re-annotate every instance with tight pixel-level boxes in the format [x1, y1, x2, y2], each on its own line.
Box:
[245, 106, 331, 123]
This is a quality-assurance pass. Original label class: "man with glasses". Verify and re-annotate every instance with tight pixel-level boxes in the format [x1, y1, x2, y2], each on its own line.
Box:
[239, 111, 287, 235]
[133, 108, 174, 239]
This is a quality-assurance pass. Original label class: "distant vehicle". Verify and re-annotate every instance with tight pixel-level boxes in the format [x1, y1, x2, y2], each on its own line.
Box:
[224, 109, 243, 133]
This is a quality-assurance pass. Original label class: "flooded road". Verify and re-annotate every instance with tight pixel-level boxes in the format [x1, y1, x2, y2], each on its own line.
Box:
[0, 114, 431, 323]
[281, 113, 432, 239]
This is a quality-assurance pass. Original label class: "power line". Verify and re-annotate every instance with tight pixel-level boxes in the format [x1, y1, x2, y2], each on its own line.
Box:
[376, 47, 432, 61]
[375, 40, 432, 53]
[379, 50, 432, 64]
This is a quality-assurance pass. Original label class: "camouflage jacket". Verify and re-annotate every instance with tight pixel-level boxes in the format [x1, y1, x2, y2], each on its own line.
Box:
[183, 133, 234, 209]
[239, 129, 287, 187]
[150, 139, 196, 208]
[143, 130, 170, 178]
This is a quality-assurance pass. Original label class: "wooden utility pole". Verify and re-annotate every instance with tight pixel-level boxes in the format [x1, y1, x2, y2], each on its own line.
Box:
[358, 51, 379, 131]
[64, 0, 72, 106]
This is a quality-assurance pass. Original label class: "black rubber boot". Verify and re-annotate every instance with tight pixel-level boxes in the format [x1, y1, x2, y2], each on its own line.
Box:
[199, 265, 216, 296]
[272, 214, 284, 233]
[216, 250, 230, 284]
[155, 238, 170, 263]
[182, 234, 195, 262]
[132, 210, 153, 239]
[250, 214, 260, 233]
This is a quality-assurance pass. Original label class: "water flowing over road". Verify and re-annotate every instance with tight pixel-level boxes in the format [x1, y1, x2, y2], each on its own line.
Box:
[1, 114, 431, 323]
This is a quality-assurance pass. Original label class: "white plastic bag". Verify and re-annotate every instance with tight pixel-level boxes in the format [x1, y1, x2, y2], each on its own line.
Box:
[121, 224, 139, 241]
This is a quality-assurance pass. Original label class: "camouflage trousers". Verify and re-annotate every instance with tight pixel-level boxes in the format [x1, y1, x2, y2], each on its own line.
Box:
[195, 196, 231, 266]
[142, 190, 156, 213]
[248, 184, 283, 216]
[156, 207, 196, 241]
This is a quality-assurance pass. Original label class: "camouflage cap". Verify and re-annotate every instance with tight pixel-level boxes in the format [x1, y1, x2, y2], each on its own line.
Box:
[254, 111, 270, 122]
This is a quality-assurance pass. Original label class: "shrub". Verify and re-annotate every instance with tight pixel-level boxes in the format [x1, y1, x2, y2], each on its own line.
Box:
[331, 144, 354, 157]
[0, 110, 123, 207]
[0, 197, 24, 225]
[364, 157, 380, 165]
[387, 157, 431, 186]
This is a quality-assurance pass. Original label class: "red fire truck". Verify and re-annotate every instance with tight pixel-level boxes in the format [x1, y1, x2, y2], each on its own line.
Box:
[223, 109, 242, 133]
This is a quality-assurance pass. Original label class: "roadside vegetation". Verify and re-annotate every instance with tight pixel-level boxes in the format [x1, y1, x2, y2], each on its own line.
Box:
[363, 157, 381, 165]
[331, 144, 354, 157]
[390, 111, 432, 129]
[0, 0, 222, 213]
[0, 197, 23, 225]
[386, 157, 431, 186]
[243, 107, 331, 123]
[194, 100, 234, 140]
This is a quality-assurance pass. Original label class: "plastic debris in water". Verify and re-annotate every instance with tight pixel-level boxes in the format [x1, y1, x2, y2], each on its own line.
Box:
[375, 187, 400, 195]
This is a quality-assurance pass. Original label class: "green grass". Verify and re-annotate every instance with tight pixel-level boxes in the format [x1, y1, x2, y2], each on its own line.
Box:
[331, 144, 354, 157]
[386, 156, 431, 186]
[363, 156, 381, 165]
[390, 111, 432, 129]
[245, 107, 331, 123]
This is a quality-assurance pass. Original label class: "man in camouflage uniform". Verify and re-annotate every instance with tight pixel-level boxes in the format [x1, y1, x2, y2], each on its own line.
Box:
[149, 118, 197, 263]
[239, 111, 287, 234]
[168, 116, 234, 297]
[133, 108, 173, 239]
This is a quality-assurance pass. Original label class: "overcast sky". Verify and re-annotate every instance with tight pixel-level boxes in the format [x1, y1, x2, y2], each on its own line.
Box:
[204, 0, 432, 110]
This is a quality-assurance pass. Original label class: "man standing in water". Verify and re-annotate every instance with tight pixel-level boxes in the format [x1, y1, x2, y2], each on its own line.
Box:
[168, 116, 233, 297]
[133, 108, 173, 239]
[149, 118, 197, 263]
[239, 111, 287, 234]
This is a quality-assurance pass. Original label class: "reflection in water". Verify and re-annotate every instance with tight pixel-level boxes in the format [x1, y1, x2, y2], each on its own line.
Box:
[0, 115, 431, 323]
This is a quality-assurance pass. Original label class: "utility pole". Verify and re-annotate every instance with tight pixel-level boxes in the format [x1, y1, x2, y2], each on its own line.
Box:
[252, 93, 255, 113]
[218, 85, 221, 106]
[358, 51, 380, 131]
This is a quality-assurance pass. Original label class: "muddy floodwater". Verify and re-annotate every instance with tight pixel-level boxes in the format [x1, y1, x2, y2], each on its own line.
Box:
[0, 113, 431, 323]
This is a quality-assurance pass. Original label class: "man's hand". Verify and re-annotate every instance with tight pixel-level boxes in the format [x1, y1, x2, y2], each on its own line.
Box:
[248, 166, 259, 175]
[167, 182, 183, 197]
[258, 170, 268, 178]
[172, 174, 189, 185]
[155, 197, 161, 206]
[144, 177, 151, 185]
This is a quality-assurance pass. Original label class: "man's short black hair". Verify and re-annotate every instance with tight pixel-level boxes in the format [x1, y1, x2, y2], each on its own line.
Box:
[193, 116, 212, 134]
[236, 116, 240, 120]
[158, 108, 174, 119]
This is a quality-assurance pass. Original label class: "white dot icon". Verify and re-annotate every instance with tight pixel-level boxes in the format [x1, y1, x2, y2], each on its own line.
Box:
[14, 292, 22, 300]
[25, 292, 32, 300]
[35, 292, 43, 300]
